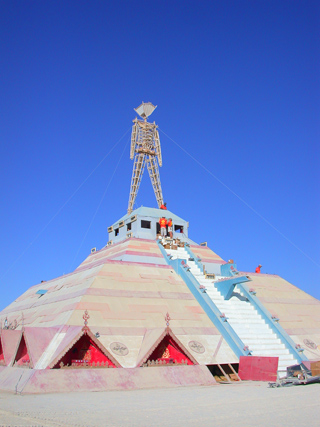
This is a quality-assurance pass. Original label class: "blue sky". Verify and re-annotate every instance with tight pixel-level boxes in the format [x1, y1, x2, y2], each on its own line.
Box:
[0, 0, 319, 311]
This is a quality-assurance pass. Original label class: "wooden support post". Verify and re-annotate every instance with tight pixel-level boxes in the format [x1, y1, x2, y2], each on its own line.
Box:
[217, 364, 231, 383]
[228, 363, 242, 381]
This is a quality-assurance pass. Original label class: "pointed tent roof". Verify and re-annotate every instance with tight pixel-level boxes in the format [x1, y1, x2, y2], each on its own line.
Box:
[137, 327, 198, 367]
[12, 329, 34, 368]
[0, 329, 22, 366]
[48, 326, 121, 369]
[46, 326, 82, 368]
[23, 327, 58, 367]
[136, 328, 164, 365]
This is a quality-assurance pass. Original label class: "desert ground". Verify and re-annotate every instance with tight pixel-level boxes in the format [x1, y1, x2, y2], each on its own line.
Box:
[0, 382, 319, 427]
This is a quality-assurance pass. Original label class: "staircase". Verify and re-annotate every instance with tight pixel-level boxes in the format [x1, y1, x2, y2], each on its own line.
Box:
[165, 245, 297, 373]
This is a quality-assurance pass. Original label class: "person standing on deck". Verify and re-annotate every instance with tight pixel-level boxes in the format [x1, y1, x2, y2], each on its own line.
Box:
[255, 264, 262, 273]
[168, 218, 173, 239]
[159, 217, 167, 239]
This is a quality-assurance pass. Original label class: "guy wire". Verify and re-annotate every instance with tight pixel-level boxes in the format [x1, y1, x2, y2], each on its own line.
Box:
[0, 127, 131, 281]
[70, 134, 131, 269]
[159, 127, 319, 268]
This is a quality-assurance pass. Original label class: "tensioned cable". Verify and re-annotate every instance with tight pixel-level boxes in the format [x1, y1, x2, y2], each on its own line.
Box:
[159, 127, 320, 268]
[0, 127, 131, 281]
[70, 135, 131, 270]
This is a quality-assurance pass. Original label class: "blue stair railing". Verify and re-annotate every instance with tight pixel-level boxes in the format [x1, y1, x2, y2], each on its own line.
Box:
[164, 241, 308, 365]
[157, 240, 250, 359]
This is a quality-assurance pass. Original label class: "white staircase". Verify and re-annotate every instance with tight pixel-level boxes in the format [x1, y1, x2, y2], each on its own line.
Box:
[165, 245, 297, 373]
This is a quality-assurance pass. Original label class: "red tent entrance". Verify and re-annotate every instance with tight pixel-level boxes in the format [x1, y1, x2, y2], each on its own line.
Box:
[13, 334, 31, 367]
[53, 334, 116, 368]
[147, 335, 194, 365]
[0, 337, 5, 365]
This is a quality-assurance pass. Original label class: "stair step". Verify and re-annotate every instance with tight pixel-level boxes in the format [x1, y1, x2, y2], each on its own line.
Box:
[226, 314, 263, 319]
[217, 309, 258, 314]
[278, 359, 297, 367]
[245, 338, 281, 344]
[214, 305, 256, 311]
[238, 334, 276, 341]
[229, 322, 267, 328]
[232, 329, 272, 336]
[206, 296, 225, 302]
[214, 305, 255, 310]
[228, 322, 267, 328]
[228, 317, 265, 322]
[248, 344, 286, 350]
[232, 322, 271, 329]
[253, 349, 290, 356]
[247, 334, 279, 340]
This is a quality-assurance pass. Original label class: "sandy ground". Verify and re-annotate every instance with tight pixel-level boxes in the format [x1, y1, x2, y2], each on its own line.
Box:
[0, 382, 319, 427]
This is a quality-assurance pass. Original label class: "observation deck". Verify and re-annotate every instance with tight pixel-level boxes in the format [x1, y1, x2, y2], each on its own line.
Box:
[107, 206, 195, 245]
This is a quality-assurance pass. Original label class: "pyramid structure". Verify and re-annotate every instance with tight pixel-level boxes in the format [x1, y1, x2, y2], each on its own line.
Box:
[1, 102, 320, 392]
[0, 206, 319, 393]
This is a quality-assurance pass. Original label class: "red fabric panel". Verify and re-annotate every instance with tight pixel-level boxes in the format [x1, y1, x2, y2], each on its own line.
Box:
[55, 334, 116, 368]
[238, 356, 278, 381]
[0, 338, 4, 363]
[147, 335, 193, 365]
[14, 335, 30, 366]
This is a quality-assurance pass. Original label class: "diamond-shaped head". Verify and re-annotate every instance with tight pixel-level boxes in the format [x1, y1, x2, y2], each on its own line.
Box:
[134, 102, 157, 120]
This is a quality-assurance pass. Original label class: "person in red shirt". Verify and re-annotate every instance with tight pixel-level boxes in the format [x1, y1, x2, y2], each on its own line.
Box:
[160, 202, 167, 210]
[159, 217, 167, 238]
[255, 264, 262, 273]
[167, 218, 173, 238]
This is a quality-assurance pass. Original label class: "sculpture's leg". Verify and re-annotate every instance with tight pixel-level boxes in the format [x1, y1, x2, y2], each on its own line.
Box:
[127, 153, 146, 214]
[146, 155, 164, 208]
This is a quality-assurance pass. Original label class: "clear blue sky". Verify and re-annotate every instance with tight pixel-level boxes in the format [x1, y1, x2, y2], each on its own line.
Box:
[0, 1, 319, 311]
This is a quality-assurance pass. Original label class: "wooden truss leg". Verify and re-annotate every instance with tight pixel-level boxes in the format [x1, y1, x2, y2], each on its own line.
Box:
[146, 155, 163, 208]
[128, 153, 146, 214]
